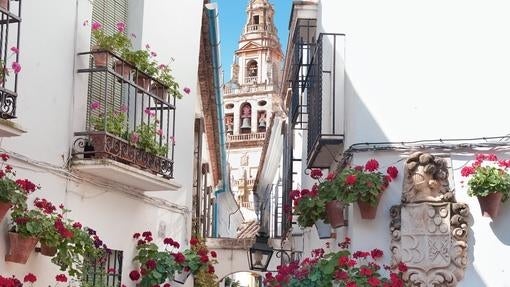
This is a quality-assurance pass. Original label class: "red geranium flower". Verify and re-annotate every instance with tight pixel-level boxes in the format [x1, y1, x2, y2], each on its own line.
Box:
[129, 270, 141, 281]
[23, 273, 37, 283]
[190, 237, 199, 246]
[55, 274, 67, 283]
[345, 174, 357, 185]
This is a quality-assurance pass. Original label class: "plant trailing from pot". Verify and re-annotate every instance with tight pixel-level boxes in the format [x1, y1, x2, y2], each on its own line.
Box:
[0, 153, 38, 221]
[182, 236, 218, 276]
[89, 21, 131, 67]
[321, 159, 398, 219]
[152, 62, 183, 101]
[32, 198, 60, 256]
[461, 153, 510, 218]
[291, 184, 325, 228]
[264, 237, 407, 287]
[130, 231, 184, 287]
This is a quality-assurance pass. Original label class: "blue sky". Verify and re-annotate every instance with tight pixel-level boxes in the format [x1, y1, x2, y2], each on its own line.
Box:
[214, 0, 292, 82]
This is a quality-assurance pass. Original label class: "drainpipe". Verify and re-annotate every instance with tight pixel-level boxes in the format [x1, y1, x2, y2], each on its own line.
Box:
[206, 2, 228, 237]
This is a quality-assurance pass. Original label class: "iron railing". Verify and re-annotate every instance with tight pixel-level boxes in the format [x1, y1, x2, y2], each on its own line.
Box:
[290, 19, 316, 129]
[73, 50, 176, 178]
[305, 33, 345, 162]
[0, 0, 21, 119]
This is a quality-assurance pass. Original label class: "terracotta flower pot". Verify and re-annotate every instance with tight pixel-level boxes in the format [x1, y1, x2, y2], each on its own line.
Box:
[135, 74, 151, 92]
[325, 200, 345, 228]
[0, 201, 12, 222]
[357, 193, 382, 220]
[92, 47, 113, 68]
[39, 243, 57, 257]
[5, 232, 39, 264]
[114, 62, 133, 81]
[477, 192, 503, 219]
[0, 0, 8, 11]
[150, 84, 169, 102]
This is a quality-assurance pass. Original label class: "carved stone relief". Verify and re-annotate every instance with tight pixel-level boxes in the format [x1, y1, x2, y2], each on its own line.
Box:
[390, 152, 470, 286]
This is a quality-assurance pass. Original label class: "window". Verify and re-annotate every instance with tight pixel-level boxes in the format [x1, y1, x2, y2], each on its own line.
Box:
[247, 61, 258, 77]
[253, 15, 259, 25]
[83, 250, 123, 287]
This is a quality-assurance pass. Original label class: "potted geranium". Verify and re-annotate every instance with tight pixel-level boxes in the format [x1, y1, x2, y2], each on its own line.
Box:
[264, 237, 407, 287]
[151, 63, 183, 102]
[123, 45, 158, 91]
[90, 21, 131, 68]
[461, 153, 510, 218]
[321, 159, 398, 220]
[0, 153, 34, 222]
[177, 236, 217, 283]
[32, 198, 59, 256]
[130, 231, 184, 286]
[0, 46, 21, 85]
[291, 185, 326, 228]
[6, 207, 44, 264]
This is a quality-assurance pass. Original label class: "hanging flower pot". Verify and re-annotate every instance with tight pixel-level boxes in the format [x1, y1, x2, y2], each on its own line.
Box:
[325, 200, 345, 228]
[5, 232, 39, 264]
[477, 192, 503, 219]
[173, 269, 192, 284]
[314, 219, 332, 239]
[39, 243, 57, 257]
[0, 201, 12, 222]
[357, 193, 382, 220]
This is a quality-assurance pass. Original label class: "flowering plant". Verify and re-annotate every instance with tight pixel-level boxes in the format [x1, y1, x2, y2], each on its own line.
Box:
[129, 108, 168, 157]
[461, 153, 510, 201]
[123, 45, 158, 77]
[291, 184, 325, 228]
[0, 46, 21, 83]
[130, 231, 184, 287]
[155, 63, 183, 99]
[321, 159, 398, 206]
[90, 21, 131, 54]
[264, 238, 407, 287]
[182, 236, 218, 275]
[0, 153, 39, 209]
[89, 102, 127, 138]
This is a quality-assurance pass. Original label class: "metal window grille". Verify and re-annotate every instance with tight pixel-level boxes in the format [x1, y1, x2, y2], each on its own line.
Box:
[83, 249, 123, 287]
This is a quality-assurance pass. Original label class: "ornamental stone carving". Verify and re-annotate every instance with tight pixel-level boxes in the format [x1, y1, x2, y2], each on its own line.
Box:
[390, 152, 469, 286]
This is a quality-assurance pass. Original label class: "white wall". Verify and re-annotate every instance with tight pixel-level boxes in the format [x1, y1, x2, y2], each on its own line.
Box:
[292, 1, 510, 286]
[0, 0, 204, 286]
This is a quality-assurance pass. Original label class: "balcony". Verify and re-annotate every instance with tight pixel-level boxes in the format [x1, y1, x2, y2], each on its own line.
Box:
[72, 51, 179, 192]
[227, 132, 265, 143]
[223, 84, 275, 96]
[0, 0, 24, 137]
[244, 76, 258, 84]
[240, 201, 255, 210]
[306, 33, 346, 168]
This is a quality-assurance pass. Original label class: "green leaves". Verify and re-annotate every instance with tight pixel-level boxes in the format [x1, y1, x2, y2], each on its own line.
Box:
[468, 166, 510, 201]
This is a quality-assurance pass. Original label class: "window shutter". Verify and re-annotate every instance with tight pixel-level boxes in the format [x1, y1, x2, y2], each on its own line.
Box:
[87, 0, 129, 129]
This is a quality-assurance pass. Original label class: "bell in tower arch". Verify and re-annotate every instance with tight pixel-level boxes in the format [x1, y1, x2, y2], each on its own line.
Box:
[241, 117, 251, 129]
[240, 104, 252, 130]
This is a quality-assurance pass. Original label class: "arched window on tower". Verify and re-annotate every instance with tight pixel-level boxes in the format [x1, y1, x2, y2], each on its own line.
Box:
[240, 103, 252, 134]
[246, 60, 258, 84]
[253, 15, 259, 25]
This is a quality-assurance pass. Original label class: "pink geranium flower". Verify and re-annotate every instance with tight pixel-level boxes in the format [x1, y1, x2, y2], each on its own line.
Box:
[91, 21, 102, 31]
[116, 22, 126, 32]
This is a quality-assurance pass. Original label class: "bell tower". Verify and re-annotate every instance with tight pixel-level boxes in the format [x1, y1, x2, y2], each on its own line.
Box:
[222, 0, 282, 217]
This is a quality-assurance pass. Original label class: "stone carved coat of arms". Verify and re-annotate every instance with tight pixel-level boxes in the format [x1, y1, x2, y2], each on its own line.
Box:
[390, 152, 470, 286]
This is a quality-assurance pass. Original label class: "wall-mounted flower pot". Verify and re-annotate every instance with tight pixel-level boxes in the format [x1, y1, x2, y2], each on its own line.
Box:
[39, 243, 57, 257]
[173, 269, 191, 284]
[477, 192, 503, 219]
[325, 200, 345, 228]
[0, 201, 12, 222]
[357, 193, 382, 220]
[314, 219, 332, 239]
[5, 232, 38, 264]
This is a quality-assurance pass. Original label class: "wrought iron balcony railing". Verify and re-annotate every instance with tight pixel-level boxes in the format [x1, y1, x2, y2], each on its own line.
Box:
[0, 0, 22, 120]
[73, 50, 176, 179]
[305, 33, 346, 168]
